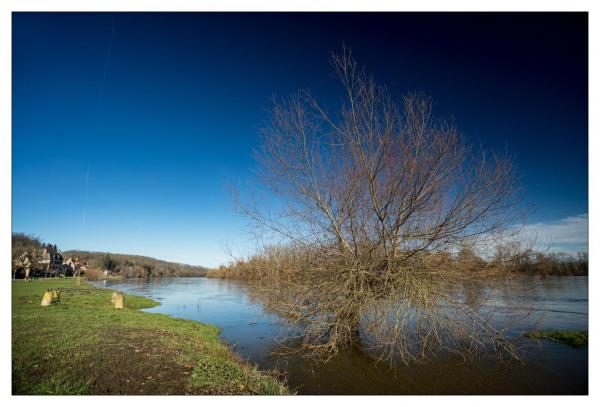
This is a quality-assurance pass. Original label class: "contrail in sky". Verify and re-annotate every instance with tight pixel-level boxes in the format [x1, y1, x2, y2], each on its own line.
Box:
[83, 159, 90, 228]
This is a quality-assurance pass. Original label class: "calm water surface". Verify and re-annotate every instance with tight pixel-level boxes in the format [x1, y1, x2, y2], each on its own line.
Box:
[93, 276, 588, 394]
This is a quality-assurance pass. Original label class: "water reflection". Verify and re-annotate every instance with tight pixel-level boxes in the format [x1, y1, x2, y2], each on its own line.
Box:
[92, 276, 588, 394]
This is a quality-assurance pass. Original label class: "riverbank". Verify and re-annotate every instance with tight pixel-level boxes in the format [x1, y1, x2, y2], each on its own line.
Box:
[12, 278, 289, 395]
[96, 276, 588, 394]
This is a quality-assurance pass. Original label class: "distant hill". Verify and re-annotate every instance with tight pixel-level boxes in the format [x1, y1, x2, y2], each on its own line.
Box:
[63, 250, 208, 278]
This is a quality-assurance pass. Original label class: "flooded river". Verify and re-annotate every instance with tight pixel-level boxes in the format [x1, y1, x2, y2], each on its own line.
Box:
[93, 276, 588, 394]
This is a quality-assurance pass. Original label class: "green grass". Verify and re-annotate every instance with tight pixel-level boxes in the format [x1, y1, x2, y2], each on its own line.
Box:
[526, 330, 588, 348]
[12, 278, 289, 395]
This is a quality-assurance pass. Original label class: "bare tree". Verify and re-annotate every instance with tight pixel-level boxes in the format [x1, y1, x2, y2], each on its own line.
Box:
[237, 50, 524, 365]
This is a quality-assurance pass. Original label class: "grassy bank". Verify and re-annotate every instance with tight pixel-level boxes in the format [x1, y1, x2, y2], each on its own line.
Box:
[12, 278, 288, 395]
[526, 330, 588, 348]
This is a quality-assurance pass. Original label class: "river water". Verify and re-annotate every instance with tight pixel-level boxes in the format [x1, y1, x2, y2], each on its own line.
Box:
[93, 276, 588, 394]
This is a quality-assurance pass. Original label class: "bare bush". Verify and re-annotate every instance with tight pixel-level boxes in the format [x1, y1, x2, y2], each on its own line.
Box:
[236, 50, 524, 365]
[491, 241, 588, 276]
[83, 267, 106, 281]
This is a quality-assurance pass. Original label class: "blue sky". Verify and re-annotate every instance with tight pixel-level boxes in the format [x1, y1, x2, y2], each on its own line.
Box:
[12, 13, 588, 266]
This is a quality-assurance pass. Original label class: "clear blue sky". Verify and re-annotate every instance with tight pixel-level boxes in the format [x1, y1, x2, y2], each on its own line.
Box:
[12, 13, 588, 266]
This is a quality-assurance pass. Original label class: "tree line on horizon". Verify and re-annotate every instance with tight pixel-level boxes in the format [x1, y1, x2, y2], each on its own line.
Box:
[11, 233, 207, 279]
[64, 250, 208, 279]
[209, 243, 588, 280]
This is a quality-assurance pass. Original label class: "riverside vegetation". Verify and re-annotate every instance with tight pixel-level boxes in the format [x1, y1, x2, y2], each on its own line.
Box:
[12, 278, 288, 395]
[224, 50, 588, 366]
[525, 330, 588, 348]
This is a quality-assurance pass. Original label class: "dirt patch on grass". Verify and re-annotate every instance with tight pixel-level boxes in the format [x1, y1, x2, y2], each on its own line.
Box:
[81, 328, 195, 395]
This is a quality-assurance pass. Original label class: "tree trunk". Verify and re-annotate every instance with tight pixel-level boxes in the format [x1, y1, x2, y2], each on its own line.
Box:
[349, 324, 362, 348]
[339, 306, 362, 347]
